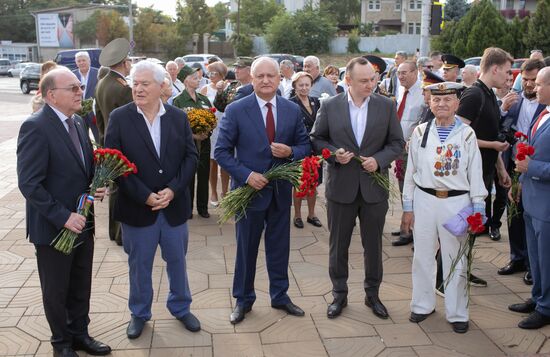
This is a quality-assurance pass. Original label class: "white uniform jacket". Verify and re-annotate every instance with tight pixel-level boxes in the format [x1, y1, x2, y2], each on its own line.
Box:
[402, 118, 488, 212]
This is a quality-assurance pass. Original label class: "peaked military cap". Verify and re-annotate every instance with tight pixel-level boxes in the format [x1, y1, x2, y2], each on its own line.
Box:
[422, 69, 444, 88]
[99, 38, 130, 67]
[363, 55, 387, 74]
[177, 65, 198, 82]
[233, 57, 254, 67]
[441, 54, 465, 69]
[425, 81, 465, 96]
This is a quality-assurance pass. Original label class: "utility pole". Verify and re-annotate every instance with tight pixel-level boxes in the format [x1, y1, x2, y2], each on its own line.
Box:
[236, 0, 241, 38]
[419, 0, 431, 57]
[128, 0, 134, 55]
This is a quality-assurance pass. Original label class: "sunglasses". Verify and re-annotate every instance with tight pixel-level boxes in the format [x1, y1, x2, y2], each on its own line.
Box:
[51, 84, 86, 93]
[423, 65, 434, 69]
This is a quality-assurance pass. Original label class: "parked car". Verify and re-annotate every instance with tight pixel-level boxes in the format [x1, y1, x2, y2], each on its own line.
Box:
[0, 58, 12, 75]
[8, 62, 36, 77]
[54, 48, 101, 71]
[182, 54, 222, 72]
[20, 63, 41, 94]
[464, 56, 481, 71]
[255, 54, 304, 71]
[512, 58, 527, 81]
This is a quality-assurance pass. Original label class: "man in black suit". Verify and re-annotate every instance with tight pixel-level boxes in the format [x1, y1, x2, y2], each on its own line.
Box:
[104, 61, 200, 339]
[17, 68, 110, 357]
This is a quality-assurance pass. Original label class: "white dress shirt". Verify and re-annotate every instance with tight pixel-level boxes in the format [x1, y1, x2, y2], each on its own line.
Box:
[517, 94, 540, 135]
[255, 94, 278, 130]
[49, 104, 85, 162]
[347, 91, 370, 146]
[397, 79, 424, 141]
[279, 76, 293, 99]
[171, 79, 184, 98]
[137, 100, 166, 157]
[79, 70, 89, 92]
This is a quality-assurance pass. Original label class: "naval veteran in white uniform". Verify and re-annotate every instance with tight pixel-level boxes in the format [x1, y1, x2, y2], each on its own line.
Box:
[400, 82, 488, 334]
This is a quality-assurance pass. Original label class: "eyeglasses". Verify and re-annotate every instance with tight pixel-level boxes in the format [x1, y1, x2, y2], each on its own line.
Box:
[423, 65, 434, 69]
[51, 84, 85, 93]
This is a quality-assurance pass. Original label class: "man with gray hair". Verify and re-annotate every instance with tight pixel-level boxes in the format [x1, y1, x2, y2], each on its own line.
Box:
[279, 59, 295, 98]
[174, 57, 186, 71]
[382, 50, 407, 98]
[416, 56, 433, 80]
[303, 55, 336, 98]
[73, 51, 100, 141]
[215, 56, 311, 324]
[105, 60, 201, 338]
[461, 64, 478, 87]
[165, 60, 184, 100]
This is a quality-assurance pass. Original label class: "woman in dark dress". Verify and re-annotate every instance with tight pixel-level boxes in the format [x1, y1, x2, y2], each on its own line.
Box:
[289, 71, 323, 229]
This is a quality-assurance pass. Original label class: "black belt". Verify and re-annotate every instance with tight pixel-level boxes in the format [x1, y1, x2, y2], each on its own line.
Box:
[418, 186, 468, 199]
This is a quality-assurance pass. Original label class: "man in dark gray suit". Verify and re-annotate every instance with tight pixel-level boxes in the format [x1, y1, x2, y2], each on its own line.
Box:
[311, 57, 404, 320]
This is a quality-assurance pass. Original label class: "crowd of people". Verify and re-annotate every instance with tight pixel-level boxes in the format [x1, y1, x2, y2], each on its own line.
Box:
[15, 37, 550, 357]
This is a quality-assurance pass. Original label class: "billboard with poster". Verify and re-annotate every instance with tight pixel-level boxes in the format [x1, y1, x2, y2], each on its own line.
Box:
[37, 13, 74, 48]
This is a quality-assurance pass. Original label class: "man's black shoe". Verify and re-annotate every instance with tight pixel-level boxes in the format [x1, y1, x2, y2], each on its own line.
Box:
[230, 305, 252, 324]
[293, 218, 304, 229]
[126, 316, 146, 339]
[72, 336, 111, 355]
[306, 216, 322, 227]
[469, 274, 487, 287]
[178, 312, 201, 332]
[409, 310, 435, 323]
[498, 261, 527, 275]
[489, 226, 501, 241]
[272, 302, 305, 316]
[327, 299, 347, 319]
[198, 211, 210, 218]
[518, 311, 550, 329]
[391, 235, 413, 246]
[509, 298, 536, 313]
[451, 321, 469, 333]
[524, 271, 533, 285]
[53, 347, 78, 357]
[365, 296, 389, 319]
[391, 230, 401, 236]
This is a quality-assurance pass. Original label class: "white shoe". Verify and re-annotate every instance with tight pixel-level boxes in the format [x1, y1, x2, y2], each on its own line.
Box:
[210, 200, 219, 207]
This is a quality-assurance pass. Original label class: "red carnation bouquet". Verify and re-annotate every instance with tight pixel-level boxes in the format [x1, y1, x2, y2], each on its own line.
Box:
[219, 152, 328, 224]
[51, 148, 137, 254]
[509, 132, 534, 220]
[445, 212, 486, 301]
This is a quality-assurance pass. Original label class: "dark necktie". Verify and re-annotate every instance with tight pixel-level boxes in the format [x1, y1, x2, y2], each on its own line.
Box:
[397, 90, 408, 121]
[531, 109, 549, 138]
[265, 102, 275, 144]
[66, 116, 84, 163]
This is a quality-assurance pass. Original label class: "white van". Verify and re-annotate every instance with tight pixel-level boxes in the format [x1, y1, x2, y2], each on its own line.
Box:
[0, 59, 12, 75]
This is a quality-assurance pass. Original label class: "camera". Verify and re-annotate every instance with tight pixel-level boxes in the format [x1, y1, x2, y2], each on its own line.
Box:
[497, 125, 518, 146]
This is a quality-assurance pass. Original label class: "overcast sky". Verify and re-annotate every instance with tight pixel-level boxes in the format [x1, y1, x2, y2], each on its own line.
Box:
[134, 0, 223, 18]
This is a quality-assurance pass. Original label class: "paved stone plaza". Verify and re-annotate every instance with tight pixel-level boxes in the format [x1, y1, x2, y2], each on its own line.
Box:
[0, 77, 549, 356]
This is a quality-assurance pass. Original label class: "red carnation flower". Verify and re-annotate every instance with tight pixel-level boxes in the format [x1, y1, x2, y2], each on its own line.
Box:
[527, 145, 535, 156]
[516, 153, 526, 161]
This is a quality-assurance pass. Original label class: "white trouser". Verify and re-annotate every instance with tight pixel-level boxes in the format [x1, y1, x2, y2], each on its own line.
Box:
[410, 187, 470, 322]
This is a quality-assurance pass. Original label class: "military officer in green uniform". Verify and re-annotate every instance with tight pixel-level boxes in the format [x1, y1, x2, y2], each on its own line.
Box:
[173, 65, 213, 218]
[95, 38, 133, 245]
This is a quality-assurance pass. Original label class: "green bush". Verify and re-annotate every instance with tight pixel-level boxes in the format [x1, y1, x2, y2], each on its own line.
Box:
[347, 30, 361, 54]
[230, 33, 253, 56]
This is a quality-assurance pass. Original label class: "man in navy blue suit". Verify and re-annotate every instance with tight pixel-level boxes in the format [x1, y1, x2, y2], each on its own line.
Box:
[17, 68, 110, 357]
[105, 61, 200, 338]
[72, 51, 99, 141]
[509, 67, 550, 329]
[497, 59, 546, 284]
[215, 57, 311, 324]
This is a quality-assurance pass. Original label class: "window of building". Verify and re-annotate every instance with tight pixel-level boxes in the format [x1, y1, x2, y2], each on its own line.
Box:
[506, 0, 514, 9]
[408, 22, 421, 34]
[492, 0, 501, 8]
[395, 0, 401, 11]
[368, 0, 381, 10]
[409, 0, 421, 10]
[519, 0, 526, 9]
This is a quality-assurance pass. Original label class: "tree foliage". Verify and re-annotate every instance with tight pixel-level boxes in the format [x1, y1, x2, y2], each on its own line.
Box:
[265, 7, 337, 55]
[525, 0, 550, 56]
[176, 0, 217, 41]
[444, 0, 470, 22]
[74, 10, 128, 47]
[230, 0, 284, 35]
[320, 0, 361, 25]
[432, 0, 513, 58]
[212, 2, 229, 30]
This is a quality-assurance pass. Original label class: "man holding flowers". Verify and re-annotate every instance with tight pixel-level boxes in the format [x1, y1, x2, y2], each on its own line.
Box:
[508, 67, 550, 329]
[215, 57, 311, 324]
[17, 68, 110, 357]
[310, 57, 404, 320]
[104, 61, 200, 338]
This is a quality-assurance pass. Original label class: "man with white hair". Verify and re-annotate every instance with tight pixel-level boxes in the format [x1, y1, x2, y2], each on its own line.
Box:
[165, 60, 184, 100]
[174, 57, 186, 71]
[73, 51, 100, 141]
[279, 59, 295, 98]
[105, 61, 201, 338]
[215, 56, 311, 324]
[461, 65, 478, 87]
[303, 55, 336, 98]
